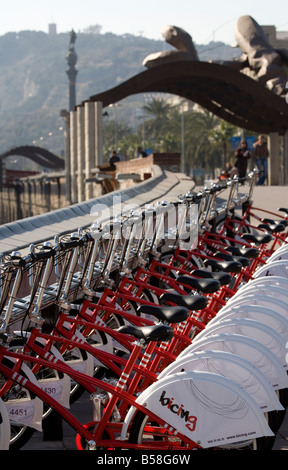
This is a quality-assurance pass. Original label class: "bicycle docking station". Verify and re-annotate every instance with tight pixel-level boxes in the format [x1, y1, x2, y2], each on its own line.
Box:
[1, 169, 288, 450]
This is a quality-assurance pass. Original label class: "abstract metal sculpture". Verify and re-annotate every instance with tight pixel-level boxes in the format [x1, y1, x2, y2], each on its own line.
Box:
[87, 16, 288, 134]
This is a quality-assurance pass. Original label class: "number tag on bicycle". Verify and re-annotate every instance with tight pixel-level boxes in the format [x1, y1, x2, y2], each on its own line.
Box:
[5, 362, 43, 431]
[37, 377, 71, 409]
[14, 332, 72, 409]
[64, 330, 94, 377]
[5, 398, 43, 431]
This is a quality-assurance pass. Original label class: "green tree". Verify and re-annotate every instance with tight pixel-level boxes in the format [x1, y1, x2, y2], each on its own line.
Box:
[142, 98, 173, 148]
[102, 96, 244, 176]
[180, 108, 218, 174]
[179, 107, 242, 176]
[103, 119, 132, 160]
[211, 120, 241, 169]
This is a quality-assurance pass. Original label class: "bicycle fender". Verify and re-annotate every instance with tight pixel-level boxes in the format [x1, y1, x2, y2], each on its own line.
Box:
[178, 333, 288, 390]
[157, 350, 283, 412]
[194, 318, 287, 369]
[209, 305, 288, 341]
[129, 371, 274, 449]
[4, 359, 43, 432]
[0, 398, 10, 450]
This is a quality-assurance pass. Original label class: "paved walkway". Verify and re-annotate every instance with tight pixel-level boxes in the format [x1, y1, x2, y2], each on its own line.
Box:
[249, 185, 288, 216]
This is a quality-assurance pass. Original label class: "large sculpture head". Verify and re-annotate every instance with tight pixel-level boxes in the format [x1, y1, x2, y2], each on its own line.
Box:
[143, 25, 198, 68]
[234, 15, 288, 94]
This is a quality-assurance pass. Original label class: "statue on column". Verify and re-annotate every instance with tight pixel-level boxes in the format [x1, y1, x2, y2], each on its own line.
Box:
[69, 29, 77, 46]
[66, 29, 78, 111]
[66, 29, 78, 68]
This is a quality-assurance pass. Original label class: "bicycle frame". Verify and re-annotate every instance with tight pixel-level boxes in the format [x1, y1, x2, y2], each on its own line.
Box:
[0, 167, 285, 450]
[0, 327, 205, 450]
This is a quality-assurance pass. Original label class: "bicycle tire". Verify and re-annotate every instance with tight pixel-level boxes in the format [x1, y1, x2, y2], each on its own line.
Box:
[75, 421, 113, 450]
[215, 214, 254, 244]
[275, 388, 288, 429]
[118, 288, 161, 324]
[129, 409, 197, 450]
[161, 249, 204, 271]
[6, 336, 88, 410]
[0, 397, 10, 450]
[58, 308, 121, 403]
[0, 352, 36, 450]
[129, 409, 272, 450]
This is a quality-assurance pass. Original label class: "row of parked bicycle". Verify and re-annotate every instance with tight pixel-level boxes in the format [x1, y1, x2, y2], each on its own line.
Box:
[0, 169, 288, 450]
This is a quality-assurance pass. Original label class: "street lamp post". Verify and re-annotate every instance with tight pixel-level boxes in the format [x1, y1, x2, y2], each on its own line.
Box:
[181, 104, 185, 174]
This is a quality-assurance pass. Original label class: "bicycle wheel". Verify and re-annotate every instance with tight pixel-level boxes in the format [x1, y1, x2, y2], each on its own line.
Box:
[215, 215, 254, 244]
[57, 311, 114, 402]
[129, 410, 198, 450]
[161, 250, 204, 271]
[117, 288, 162, 325]
[108, 284, 159, 324]
[8, 422, 35, 450]
[129, 410, 271, 450]
[275, 389, 288, 429]
[0, 397, 10, 450]
[75, 421, 114, 450]
[7, 335, 88, 417]
[0, 354, 37, 450]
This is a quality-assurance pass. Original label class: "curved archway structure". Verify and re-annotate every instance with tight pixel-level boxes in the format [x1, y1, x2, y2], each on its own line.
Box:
[0, 145, 65, 170]
[86, 61, 288, 135]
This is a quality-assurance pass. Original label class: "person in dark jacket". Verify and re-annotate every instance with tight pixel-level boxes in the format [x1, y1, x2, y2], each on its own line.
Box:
[253, 135, 269, 185]
[137, 146, 148, 158]
[234, 140, 251, 178]
[109, 150, 120, 165]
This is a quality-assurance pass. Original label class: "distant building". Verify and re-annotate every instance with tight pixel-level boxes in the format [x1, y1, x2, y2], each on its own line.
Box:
[262, 25, 288, 49]
[48, 23, 57, 35]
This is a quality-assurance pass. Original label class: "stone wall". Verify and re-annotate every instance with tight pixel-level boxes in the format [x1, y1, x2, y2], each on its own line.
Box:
[153, 153, 181, 172]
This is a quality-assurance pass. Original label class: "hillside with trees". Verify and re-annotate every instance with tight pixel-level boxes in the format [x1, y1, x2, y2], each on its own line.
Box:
[0, 27, 242, 175]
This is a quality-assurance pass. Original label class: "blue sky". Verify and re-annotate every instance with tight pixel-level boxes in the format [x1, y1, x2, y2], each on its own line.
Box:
[1, 0, 288, 45]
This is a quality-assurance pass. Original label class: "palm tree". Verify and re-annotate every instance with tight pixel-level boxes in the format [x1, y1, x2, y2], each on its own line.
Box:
[102, 97, 244, 174]
[181, 108, 219, 174]
[142, 98, 173, 149]
[180, 107, 242, 177]
[103, 119, 132, 160]
[211, 120, 241, 169]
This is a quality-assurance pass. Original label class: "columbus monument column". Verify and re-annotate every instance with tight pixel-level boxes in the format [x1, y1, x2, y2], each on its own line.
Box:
[63, 29, 78, 204]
